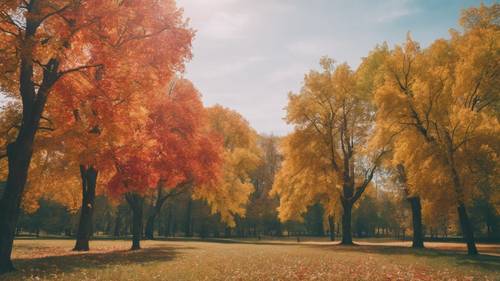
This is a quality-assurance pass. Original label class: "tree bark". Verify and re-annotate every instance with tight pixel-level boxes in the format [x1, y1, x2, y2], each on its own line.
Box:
[164, 205, 174, 237]
[144, 215, 156, 240]
[145, 185, 169, 240]
[73, 165, 98, 251]
[184, 199, 193, 237]
[126, 193, 144, 251]
[114, 212, 121, 237]
[341, 201, 353, 245]
[328, 215, 335, 241]
[408, 196, 424, 248]
[457, 202, 478, 255]
[0, 15, 60, 273]
[445, 141, 478, 255]
[0, 144, 33, 273]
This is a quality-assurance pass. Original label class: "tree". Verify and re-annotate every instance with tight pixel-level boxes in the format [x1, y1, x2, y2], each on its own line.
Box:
[108, 79, 223, 250]
[194, 105, 261, 227]
[0, 0, 191, 273]
[142, 79, 221, 240]
[395, 164, 424, 248]
[373, 4, 499, 254]
[0, 1, 107, 271]
[245, 135, 283, 237]
[54, 0, 192, 251]
[271, 58, 390, 245]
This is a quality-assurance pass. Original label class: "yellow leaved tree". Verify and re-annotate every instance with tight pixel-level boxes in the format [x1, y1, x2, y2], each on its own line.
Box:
[373, 4, 499, 255]
[192, 105, 261, 227]
[271, 58, 391, 245]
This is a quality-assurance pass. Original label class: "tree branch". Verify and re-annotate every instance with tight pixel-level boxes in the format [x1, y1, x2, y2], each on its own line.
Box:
[37, 3, 72, 27]
[59, 64, 103, 77]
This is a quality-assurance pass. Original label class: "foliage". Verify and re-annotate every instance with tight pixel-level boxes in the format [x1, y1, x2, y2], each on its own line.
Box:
[193, 105, 261, 227]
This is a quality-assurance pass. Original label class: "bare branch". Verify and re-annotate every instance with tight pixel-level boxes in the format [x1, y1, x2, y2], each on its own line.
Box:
[37, 3, 72, 27]
[59, 64, 103, 77]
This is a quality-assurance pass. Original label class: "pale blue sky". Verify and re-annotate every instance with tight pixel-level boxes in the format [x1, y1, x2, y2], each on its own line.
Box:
[177, 0, 492, 135]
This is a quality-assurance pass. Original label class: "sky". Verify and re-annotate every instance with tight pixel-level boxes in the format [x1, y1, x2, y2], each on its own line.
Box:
[176, 0, 492, 135]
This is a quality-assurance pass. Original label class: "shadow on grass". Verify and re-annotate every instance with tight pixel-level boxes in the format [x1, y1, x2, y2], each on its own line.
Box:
[309, 243, 500, 272]
[4, 245, 192, 280]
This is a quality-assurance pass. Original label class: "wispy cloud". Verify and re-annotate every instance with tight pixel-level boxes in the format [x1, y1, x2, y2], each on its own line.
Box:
[177, 0, 476, 135]
[195, 56, 266, 79]
[202, 11, 250, 40]
[374, 0, 419, 23]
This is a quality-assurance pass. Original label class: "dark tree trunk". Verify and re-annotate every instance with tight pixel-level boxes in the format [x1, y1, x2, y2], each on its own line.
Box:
[145, 215, 156, 240]
[224, 227, 231, 238]
[126, 193, 144, 251]
[164, 205, 174, 237]
[114, 212, 121, 237]
[0, 143, 33, 274]
[341, 201, 353, 245]
[328, 215, 335, 241]
[445, 136, 478, 255]
[184, 199, 193, 237]
[457, 203, 478, 255]
[145, 184, 169, 240]
[0, 17, 60, 272]
[73, 165, 98, 251]
[397, 164, 424, 248]
[408, 196, 424, 248]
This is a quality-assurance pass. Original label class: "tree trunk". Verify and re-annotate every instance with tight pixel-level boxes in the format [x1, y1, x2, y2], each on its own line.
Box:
[145, 185, 169, 240]
[164, 205, 173, 237]
[341, 201, 353, 245]
[457, 203, 478, 255]
[0, 84, 55, 273]
[0, 143, 33, 274]
[408, 196, 424, 248]
[0, 10, 63, 272]
[114, 212, 121, 237]
[73, 165, 98, 251]
[126, 193, 144, 251]
[328, 215, 335, 241]
[144, 214, 157, 240]
[445, 136, 478, 255]
[184, 199, 193, 237]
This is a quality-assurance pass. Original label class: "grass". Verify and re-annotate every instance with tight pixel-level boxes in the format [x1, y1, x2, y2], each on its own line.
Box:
[1, 239, 499, 280]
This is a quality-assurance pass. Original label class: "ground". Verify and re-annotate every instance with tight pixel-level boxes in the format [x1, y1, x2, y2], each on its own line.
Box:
[1, 238, 499, 281]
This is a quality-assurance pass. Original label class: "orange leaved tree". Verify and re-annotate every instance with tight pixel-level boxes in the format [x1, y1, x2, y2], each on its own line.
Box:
[107, 79, 223, 250]
[0, 0, 193, 270]
[45, 0, 193, 251]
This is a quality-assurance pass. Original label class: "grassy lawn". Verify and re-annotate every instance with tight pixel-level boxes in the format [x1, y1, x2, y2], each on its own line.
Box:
[1, 239, 499, 280]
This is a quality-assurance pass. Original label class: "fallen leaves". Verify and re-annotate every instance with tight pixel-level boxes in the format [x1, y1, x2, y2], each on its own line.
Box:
[3, 240, 499, 281]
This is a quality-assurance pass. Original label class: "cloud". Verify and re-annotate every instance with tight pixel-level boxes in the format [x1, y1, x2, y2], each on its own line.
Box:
[176, 0, 467, 135]
[201, 11, 250, 40]
[376, 8, 414, 23]
[286, 38, 350, 57]
[269, 63, 308, 84]
[196, 56, 266, 79]
[373, 0, 419, 23]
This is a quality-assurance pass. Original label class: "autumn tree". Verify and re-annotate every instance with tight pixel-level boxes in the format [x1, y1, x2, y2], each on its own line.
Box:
[245, 135, 283, 237]
[47, 0, 193, 251]
[395, 164, 424, 248]
[108, 79, 223, 250]
[271, 58, 390, 245]
[0, 1, 108, 271]
[142, 80, 222, 240]
[196, 105, 261, 228]
[373, 4, 499, 254]
[0, 0, 195, 268]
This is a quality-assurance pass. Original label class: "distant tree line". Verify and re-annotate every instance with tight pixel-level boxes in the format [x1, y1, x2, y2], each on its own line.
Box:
[8, 135, 499, 241]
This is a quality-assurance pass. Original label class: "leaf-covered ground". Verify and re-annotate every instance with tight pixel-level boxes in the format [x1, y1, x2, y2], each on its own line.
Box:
[2, 239, 499, 281]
